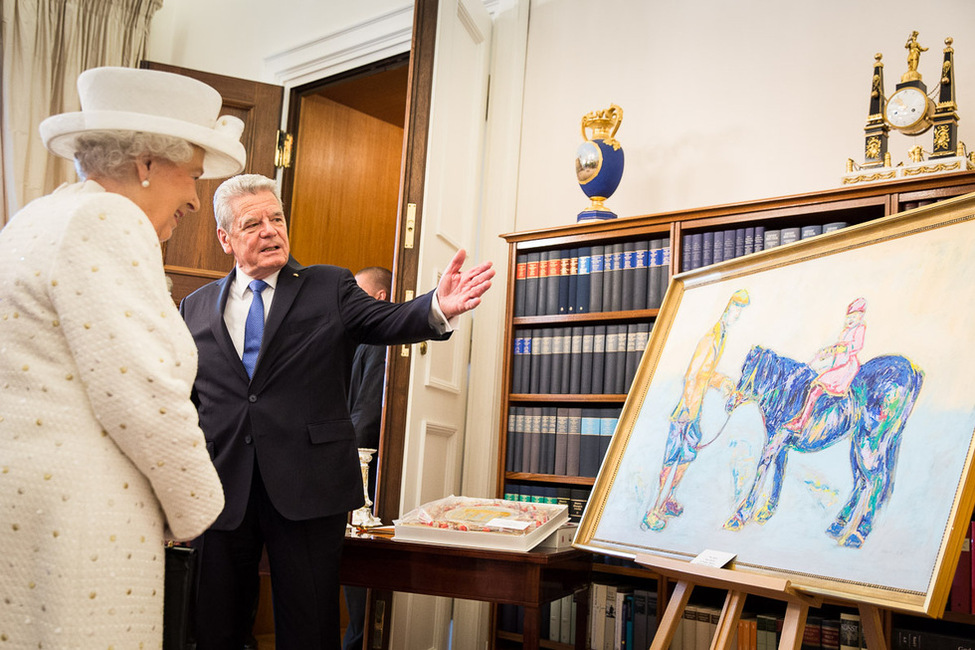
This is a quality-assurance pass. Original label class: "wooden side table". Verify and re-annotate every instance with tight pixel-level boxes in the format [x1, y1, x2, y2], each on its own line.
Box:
[340, 532, 592, 649]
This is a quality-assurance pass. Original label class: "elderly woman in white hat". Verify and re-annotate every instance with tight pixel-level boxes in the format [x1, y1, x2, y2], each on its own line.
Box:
[0, 67, 245, 647]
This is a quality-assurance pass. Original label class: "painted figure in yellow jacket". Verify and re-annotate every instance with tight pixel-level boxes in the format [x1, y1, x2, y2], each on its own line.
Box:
[642, 289, 750, 532]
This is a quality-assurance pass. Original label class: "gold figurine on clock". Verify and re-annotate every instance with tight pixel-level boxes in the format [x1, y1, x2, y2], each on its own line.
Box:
[844, 32, 972, 185]
[883, 32, 935, 136]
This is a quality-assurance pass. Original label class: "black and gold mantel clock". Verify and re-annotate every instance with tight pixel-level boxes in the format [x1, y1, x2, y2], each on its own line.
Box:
[844, 32, 974, 185]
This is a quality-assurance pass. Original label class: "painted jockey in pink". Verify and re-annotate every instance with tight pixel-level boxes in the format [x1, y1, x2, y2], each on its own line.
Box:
[785, 297, 867, 432]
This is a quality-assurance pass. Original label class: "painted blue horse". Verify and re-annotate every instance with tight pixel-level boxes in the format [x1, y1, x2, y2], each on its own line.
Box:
[724, 345, 924, 548]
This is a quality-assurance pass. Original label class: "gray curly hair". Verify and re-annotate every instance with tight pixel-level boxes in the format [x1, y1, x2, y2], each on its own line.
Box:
[71, 131, 194, 181]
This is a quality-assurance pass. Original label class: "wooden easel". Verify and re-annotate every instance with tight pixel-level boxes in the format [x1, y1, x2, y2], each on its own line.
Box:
[634, 554, 888, 650]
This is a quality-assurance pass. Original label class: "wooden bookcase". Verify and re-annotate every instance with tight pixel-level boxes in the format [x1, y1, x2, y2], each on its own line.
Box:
[495, 170, 975, 649]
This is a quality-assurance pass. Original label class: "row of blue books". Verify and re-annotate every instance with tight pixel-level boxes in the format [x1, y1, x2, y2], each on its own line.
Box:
[511, 323, 651, 395]
[514, 239, 672, 317]
[680, 222, 848, 272]
[505, 406, 621, 477]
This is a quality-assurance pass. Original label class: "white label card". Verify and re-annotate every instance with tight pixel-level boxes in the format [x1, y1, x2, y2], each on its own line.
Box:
[488, 517, 531, 531]
[690, 549, 737, 568]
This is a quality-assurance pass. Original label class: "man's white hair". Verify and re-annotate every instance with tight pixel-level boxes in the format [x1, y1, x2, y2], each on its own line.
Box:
[213, 174, 282, 232]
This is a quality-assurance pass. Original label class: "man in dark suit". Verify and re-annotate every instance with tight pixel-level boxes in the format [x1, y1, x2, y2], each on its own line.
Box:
[342, 266, 391, 650]
[179, 174, 494, 650]
[348, 266, 393, 499]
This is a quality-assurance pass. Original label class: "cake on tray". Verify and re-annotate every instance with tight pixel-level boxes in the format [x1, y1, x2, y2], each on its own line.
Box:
[393, 495, 570, 551]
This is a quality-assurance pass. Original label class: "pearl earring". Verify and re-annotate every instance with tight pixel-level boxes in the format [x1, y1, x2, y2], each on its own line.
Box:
[141, 179, 150, 188]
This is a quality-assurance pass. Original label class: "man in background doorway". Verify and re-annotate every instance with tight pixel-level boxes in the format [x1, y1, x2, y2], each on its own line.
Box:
[342, 266, 392, 650]
[348, 266, 392, 499]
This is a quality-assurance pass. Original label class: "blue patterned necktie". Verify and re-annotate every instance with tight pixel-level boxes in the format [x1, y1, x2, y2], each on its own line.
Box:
[242, 279, 269, 378]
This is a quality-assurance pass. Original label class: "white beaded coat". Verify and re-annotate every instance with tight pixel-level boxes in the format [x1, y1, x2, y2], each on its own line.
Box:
[0, 181, 224, 648]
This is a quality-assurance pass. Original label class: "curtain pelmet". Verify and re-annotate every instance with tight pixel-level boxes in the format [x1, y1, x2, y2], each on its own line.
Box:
[1, 0, 163, 224]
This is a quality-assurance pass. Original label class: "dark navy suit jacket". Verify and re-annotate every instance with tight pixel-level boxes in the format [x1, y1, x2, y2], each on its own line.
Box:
[180, 258, 445, 530]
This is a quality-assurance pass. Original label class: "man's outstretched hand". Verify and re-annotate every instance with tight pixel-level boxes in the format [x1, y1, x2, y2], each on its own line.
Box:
[436, 249, 495, 319]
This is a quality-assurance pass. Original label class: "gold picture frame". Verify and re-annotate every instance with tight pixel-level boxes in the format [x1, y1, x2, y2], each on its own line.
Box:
[575, 192, 975, 615]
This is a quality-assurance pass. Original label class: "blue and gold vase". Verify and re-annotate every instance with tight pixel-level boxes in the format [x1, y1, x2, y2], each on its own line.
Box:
[575, 104, 624, 221]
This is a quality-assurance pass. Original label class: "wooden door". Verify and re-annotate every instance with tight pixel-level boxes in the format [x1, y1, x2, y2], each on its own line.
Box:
[140, 61, 283, 304]
[286, 88, 404, 272]
[388, 0, 493, 647]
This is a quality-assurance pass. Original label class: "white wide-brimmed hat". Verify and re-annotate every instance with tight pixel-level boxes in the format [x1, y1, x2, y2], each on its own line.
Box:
[39, 66, 246, 179]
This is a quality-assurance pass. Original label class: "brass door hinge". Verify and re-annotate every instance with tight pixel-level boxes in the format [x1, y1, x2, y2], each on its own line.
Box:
[275, 131, 293, 168]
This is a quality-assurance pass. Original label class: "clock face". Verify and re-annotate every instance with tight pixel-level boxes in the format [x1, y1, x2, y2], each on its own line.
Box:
[884, 87, 931, 131]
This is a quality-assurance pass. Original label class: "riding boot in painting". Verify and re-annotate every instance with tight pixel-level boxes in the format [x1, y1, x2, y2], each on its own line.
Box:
[785, 385, 824, 432]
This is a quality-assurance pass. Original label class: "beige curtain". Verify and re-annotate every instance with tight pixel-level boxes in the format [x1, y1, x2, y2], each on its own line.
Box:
[1, 0, 163, 224]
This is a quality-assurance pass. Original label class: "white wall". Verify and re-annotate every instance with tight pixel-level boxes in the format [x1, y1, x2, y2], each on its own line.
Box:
[147, 0, 975, 232]
[147, 0, 411, 82]
[515, 0, 975, 231]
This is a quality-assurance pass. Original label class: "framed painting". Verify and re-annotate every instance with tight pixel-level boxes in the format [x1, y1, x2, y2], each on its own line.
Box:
[574, 191, 975, 615]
